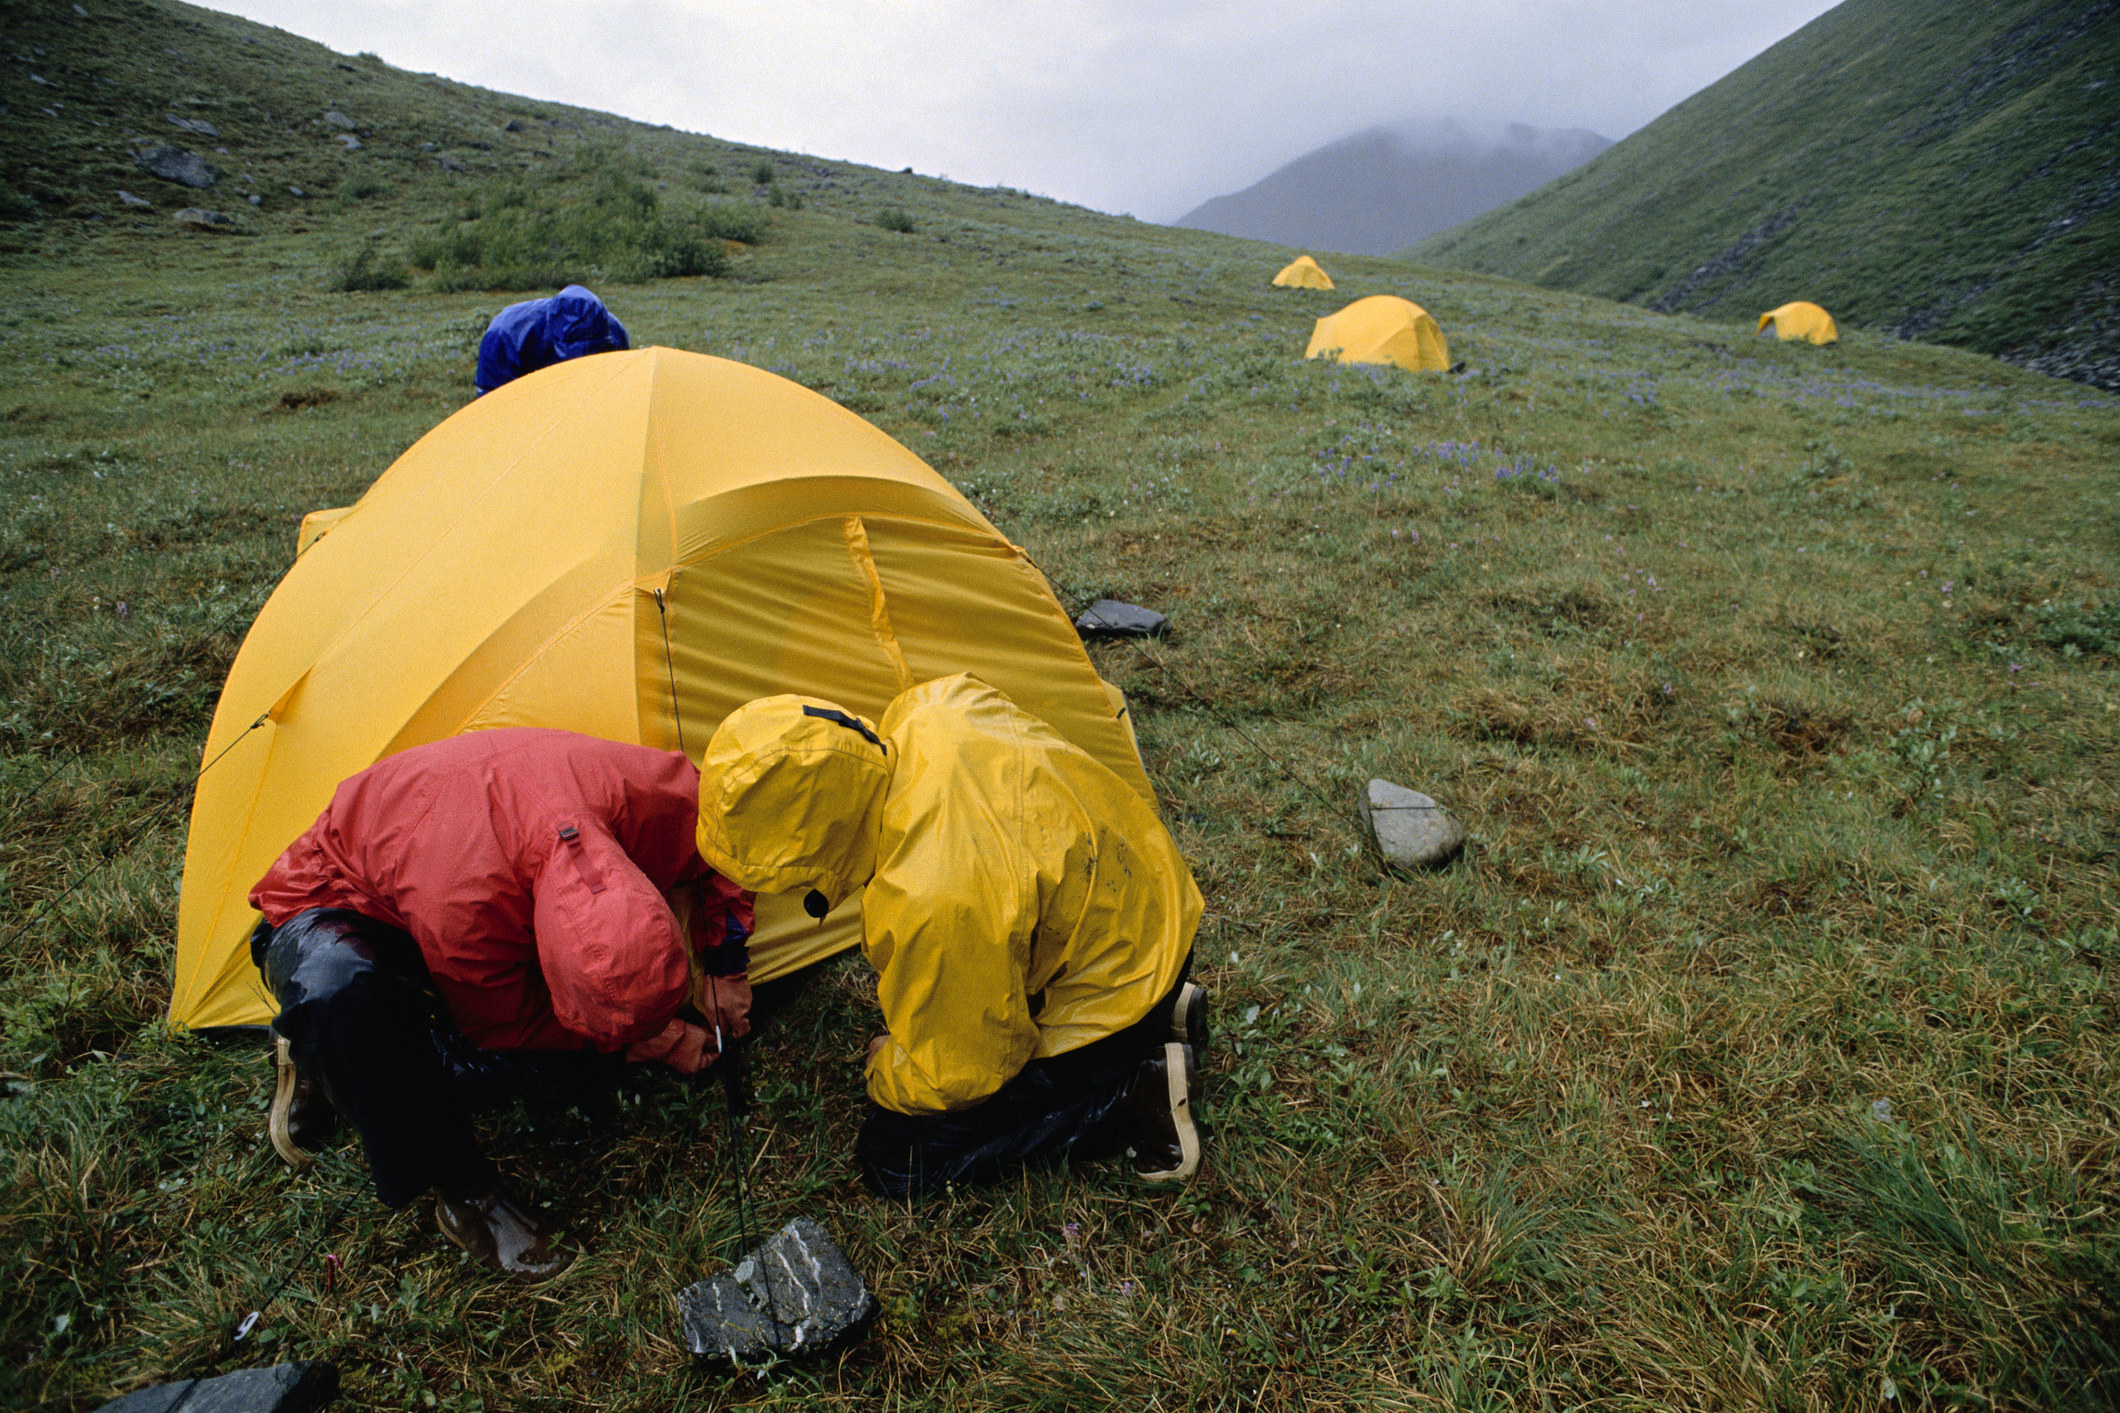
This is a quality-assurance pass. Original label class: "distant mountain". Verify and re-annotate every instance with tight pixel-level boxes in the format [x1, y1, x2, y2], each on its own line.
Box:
[1173, 119, 1611, 257]
[1404, 0, 2120, 390]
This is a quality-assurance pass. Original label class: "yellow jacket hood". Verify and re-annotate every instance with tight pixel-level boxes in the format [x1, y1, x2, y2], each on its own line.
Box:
[694, 695, 890, 910]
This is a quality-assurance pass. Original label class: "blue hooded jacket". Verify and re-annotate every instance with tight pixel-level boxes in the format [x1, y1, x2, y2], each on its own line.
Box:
[474, 285, 630, 394]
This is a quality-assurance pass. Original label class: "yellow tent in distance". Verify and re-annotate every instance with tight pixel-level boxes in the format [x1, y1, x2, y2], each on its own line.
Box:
[1272, 255, 1334, 289]
[1305, 295, 1450, 372]
[1757, 301, 1838, 345]
[170, 347, 1150, 1031]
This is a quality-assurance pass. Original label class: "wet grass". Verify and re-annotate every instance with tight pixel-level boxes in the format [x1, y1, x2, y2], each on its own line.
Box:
[4, 4, 2120, 1412]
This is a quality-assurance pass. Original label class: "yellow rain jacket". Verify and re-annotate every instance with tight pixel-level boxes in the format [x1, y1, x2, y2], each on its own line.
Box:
[697, 674, 1202, 1114]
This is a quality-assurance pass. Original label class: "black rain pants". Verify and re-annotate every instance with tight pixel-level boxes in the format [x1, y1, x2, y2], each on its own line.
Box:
[255, 908, 623, 1208]
[855, 958, 1190, 1200]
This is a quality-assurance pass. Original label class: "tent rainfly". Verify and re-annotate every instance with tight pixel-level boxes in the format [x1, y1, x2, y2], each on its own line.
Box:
[171, 347, 1148, 1031]
[1305, 295, 1450, 372]
[1272, 255, 1334, 290]
[1757, 301, 1838, 345]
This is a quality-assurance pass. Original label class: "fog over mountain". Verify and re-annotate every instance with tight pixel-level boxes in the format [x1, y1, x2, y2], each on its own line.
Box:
[1175, 118, 1612, 256]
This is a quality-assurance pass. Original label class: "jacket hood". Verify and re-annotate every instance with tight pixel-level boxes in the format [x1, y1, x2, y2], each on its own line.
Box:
[695, 695, 891, 909]
[545, 285, 629, 361]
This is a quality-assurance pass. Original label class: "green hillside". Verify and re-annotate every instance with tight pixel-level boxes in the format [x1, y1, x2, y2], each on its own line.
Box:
[5, 2, 2120, 1410]
[0, 0, 1057, 279]
[1406, 0, 2120, 390]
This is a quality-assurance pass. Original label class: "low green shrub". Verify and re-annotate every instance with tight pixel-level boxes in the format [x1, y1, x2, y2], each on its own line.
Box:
[749, 157, 775, 185]
[767, 182, 803, 210]
[694, 201, 766, 244]
[875, 207, 916, 234]
[332, 243, 411, 292]
[410, 164, 727, 290]
[0, 184, 39, 222]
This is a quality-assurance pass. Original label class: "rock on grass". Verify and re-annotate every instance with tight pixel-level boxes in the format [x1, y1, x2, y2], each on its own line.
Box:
[1360, 778, 1465, 870]
[172, 208, 238, 232]
[132, 145, 219, 189]
[93, 1360, 338, 1413]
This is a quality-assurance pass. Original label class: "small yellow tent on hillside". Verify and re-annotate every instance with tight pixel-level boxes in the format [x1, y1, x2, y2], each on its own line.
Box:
[1757, 301, 1838, 345]
[1272, 254, 1334, 290]
[1305, 295, 1450, 372]
[170, 347, 1148, 1031]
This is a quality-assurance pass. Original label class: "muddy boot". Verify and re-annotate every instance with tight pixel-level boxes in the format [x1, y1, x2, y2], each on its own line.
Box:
[269, 1034, 340, 1169]
[1121, 1041, 1201, 1183]
[1170, 982, 1210, 1058]
[434, 1187, 572, 1281]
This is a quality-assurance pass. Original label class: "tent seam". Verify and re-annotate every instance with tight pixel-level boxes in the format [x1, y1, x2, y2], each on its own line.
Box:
[844, 515, 915, 693]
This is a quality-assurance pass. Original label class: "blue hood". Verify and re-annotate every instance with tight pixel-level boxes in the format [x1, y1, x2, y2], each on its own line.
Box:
[545, 285, 629, 361]
[474, 285, 630, 394]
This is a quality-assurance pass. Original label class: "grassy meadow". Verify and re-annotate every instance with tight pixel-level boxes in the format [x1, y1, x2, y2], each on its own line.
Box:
[5, 9, 2120, 1410]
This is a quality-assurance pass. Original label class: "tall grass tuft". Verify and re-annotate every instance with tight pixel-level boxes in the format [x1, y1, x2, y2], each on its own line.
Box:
[1820, 1119, 2120, 1408]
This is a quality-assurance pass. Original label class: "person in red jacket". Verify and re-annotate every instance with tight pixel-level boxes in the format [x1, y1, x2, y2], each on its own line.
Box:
[248, 729, 752, 1280]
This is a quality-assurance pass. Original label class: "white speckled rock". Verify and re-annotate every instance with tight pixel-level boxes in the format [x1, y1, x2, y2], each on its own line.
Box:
[1359, 779, 1465, 869]
[680, 1217, 874, 1361]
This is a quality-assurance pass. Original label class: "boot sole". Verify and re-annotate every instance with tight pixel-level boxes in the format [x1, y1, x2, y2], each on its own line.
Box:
[1135, 1042, 1200, 1183]
[268, 1035, 313, 1170]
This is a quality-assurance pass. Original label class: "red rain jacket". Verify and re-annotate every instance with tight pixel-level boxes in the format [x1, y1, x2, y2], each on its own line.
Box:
[250, 728, 748, 1052]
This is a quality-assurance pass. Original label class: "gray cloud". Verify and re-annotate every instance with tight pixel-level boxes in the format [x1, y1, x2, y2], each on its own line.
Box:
[203, 0, 1842, 219]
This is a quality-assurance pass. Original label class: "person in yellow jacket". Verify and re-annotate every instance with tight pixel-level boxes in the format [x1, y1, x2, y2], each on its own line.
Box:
[695, 673, 1209, 1196]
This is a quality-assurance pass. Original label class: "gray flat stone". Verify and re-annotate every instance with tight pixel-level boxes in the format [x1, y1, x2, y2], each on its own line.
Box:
[1360, 778, 1465, 870]
[1075, 598, 1168, 638]
[172, 208, 237, 231]
[680, 1216, 874, 1361]
[436, 154, 467, 172]
[133, 145, 218, 188]
[165, 113, 217, 138]
[116, 189, 151, 207]
[334, 134, 361, 150]
[96, 1361, 337, 1413]
[321, 111, 355, 130]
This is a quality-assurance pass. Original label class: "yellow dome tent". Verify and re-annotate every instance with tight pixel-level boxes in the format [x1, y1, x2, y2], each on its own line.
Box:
[1272, 255, 1334, 290]
[1757, 301, 1838, 345]
[170, 347, 1149, 1031]
[1305, 295, 1450, 372]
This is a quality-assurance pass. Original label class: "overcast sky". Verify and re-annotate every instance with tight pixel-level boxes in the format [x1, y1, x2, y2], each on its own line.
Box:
[201, 0, 1843, 220]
